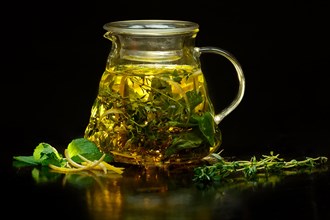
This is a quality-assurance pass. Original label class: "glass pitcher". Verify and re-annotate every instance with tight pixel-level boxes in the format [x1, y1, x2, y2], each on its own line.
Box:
[84, 20, 245, 167]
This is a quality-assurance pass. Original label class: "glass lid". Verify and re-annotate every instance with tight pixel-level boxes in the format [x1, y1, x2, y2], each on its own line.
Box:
[103, 20, 199, 36]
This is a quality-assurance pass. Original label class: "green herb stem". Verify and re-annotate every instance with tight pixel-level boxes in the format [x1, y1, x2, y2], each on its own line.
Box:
[193, 151, 328, 184]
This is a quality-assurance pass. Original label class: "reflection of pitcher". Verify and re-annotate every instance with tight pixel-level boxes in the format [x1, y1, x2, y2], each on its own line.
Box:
[83, 167, 201, 220]
[84, 20, 245, 167]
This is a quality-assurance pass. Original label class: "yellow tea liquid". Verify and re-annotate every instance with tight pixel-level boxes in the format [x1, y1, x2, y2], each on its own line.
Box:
[84, 64, 221, 166]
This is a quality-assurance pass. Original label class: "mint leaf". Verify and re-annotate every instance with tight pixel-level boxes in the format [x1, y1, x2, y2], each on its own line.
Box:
[13, 138, 114, 168]
[13, 142, 63, 167]
[67, 138, 112, 163]
[33, 142, 63, 166]
[13, 156, 38, 166]
[33, 143, 61, 160]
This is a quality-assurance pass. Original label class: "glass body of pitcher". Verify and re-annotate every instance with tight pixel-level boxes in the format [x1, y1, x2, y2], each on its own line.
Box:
[84, 20, 245, 167]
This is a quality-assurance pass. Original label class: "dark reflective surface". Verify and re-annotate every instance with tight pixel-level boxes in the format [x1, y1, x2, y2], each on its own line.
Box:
[3, 159, 330, 220]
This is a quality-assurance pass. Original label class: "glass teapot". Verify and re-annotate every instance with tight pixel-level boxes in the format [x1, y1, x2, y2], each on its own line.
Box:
[84, 20, 245, 167]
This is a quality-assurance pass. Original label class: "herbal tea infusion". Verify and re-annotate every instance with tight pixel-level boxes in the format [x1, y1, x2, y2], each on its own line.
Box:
[85, 64, 221, 165]
[84, 20, 245, 166]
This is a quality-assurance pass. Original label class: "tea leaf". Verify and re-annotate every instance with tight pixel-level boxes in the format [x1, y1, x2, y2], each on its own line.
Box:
[186, 90, 203, 110]
[191, 112, 216, 146]
[165, 132, 203, 158]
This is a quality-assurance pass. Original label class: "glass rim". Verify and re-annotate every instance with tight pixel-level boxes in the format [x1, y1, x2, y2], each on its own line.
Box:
[103, 20, 199, 36]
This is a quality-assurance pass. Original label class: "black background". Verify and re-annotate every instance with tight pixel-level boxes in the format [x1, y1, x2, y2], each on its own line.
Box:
[2, 1, 330, 165]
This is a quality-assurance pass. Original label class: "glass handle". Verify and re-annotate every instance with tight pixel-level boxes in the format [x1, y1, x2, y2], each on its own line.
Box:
[196, 47, 246, 125]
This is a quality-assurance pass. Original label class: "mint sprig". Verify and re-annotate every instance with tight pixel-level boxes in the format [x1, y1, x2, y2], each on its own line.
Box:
[13, 138, 113, 169]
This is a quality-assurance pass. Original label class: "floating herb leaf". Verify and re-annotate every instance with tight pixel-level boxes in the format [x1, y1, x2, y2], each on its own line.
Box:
[191, 112, 217, 146]
[165, 131, 203, 158]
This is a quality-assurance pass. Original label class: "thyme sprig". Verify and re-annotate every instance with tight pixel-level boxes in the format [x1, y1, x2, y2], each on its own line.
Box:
[193, 151, 328, 184]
